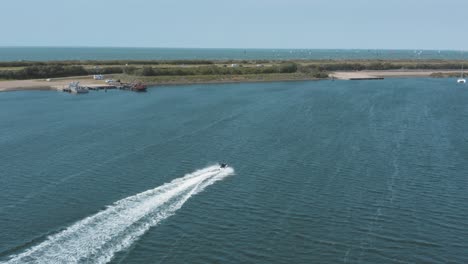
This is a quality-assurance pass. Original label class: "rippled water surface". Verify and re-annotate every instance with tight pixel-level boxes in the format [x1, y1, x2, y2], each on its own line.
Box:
[1, 79, 468, 263]
[0, 47, 466, 61]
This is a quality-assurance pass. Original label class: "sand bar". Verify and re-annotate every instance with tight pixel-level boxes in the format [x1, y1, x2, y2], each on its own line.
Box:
[331, 70, 461, 80]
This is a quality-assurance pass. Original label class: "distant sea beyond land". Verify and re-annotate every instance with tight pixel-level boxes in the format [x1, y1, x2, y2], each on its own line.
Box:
[0, 47, 466, 61]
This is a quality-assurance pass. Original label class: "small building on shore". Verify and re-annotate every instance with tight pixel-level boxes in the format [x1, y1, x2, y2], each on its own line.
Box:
[93, 74, 104, 80]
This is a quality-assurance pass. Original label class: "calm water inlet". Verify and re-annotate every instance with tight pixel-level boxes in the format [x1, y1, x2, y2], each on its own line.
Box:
[1, 79, 468, 263]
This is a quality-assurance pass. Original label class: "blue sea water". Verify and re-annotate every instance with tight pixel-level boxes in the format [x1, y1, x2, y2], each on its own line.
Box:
[0, 47, 466, 61]
[1, 79, 468, 263]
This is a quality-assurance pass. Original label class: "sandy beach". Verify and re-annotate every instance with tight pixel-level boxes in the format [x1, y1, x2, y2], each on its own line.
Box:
[0, 76, 110, 92]
[330, 70, 461, 80]
[0, 80, 52, 92]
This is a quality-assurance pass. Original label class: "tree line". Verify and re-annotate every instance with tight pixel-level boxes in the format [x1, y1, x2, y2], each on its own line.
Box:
[127, 63, 299, 76]
[0, 63, 311, 80]
[4, 59, 467, 80]
[11, 60, 468, 80]
[0, 65, 123, 80]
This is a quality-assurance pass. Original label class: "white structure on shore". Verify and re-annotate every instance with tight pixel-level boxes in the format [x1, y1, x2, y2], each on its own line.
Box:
[69, 81, 88, 93]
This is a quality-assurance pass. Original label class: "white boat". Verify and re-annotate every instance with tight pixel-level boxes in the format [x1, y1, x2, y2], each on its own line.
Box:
[457, 65, 466, 83]
[458, 54, 466, 84]
[69, 81, 88, 94]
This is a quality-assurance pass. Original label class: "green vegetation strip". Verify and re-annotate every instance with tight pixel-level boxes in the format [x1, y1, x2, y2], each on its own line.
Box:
[0, 59, 466, 80]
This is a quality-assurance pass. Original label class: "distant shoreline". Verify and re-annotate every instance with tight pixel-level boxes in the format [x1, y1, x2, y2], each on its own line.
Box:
[0, 70, 463, 93]
[0, 59, 465, 92]
[0, 74, 323, 92]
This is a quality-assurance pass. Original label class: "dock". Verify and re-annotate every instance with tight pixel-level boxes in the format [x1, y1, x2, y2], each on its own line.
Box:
[84, 84, 117, 90]
[56, 84, 116, 92]
[55, 81, 147, 94]
[349, 77, 384, 81]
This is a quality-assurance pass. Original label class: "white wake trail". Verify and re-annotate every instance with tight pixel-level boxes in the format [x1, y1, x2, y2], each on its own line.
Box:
[4, 165, 234, 264]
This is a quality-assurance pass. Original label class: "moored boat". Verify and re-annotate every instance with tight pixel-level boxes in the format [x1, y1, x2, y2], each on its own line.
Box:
[457, 53, 466, 84]
[457, 64, 466, 84]
[131, 82, 147, 92]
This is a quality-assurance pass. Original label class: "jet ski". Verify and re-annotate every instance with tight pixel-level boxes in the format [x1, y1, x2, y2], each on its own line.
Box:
[220, 163, 228, 169]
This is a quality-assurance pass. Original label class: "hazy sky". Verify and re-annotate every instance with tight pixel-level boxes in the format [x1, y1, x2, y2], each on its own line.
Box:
[1, 0, 467, 49]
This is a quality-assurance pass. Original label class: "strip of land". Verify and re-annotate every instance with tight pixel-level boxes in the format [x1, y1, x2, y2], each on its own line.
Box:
[0, 59, 465, 92]
[0, 73, 323, 92]
[0, 70, 461, 92]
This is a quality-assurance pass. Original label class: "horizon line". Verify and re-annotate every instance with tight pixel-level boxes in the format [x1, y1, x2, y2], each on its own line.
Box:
[0, 45, 465, 52]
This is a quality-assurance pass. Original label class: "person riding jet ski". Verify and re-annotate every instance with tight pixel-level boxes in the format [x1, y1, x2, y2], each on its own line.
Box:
[220, 163, 228, 168]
